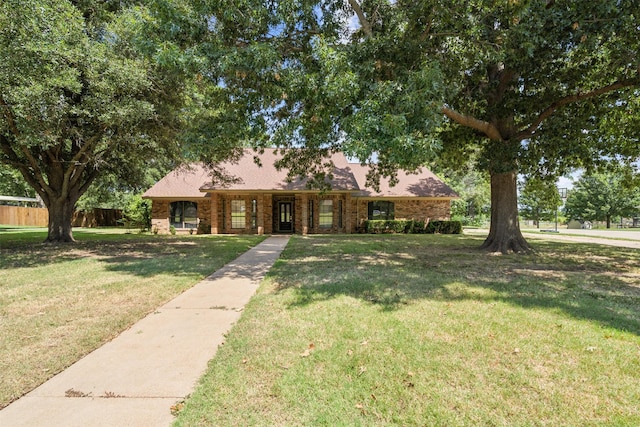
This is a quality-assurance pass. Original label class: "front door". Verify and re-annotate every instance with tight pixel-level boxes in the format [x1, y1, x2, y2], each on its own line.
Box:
[278, 202, 293, 232]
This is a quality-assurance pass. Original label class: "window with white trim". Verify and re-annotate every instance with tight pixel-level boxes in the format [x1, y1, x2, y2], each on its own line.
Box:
[319, 199, 333, 228]
[231, 200, 245, 229]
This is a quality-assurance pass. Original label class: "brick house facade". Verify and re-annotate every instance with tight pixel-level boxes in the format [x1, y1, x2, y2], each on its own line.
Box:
[143, 149, 458, 235]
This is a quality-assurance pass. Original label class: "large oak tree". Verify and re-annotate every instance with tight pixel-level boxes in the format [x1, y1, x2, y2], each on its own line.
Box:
[196, 0, 639, 252]
[0, 0, 196, 242]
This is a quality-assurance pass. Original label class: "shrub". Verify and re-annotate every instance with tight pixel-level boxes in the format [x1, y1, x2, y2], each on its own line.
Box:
[362, 220, 461, 234]
[364, 220, 412, 234]
[198, 222, 211, 235]
[425, 220, 463, 234]
[169, 225, 176, 235]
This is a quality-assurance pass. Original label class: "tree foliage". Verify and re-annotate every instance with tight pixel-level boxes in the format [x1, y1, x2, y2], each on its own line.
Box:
[518, 177, 562, 227]
[438, 163, 490, 226]
[0, 0, 195, 241]
[122, 193, 152, 231]
[564, 171, 640, 228]
[193, 0, 639, 252]
[0, 168, 34, 198]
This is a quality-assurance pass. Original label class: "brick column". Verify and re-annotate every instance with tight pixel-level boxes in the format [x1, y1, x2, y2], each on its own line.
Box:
[210, 194, 219, 234]
[344, 193, 351, 233]
[301, 194, 308, 235]
[263, 194, 272, 234]
[257, 195, 264, 235]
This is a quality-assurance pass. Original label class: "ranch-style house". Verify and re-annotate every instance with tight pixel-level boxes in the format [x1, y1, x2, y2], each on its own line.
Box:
[143, 149, 458, 235]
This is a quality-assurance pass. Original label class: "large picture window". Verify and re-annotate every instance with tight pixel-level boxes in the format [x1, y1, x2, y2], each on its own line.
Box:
[368, 201, 394, 220]
[231, 200, 245, 229]
[319, 199, 333, 228]
[170, 201, 198, 229]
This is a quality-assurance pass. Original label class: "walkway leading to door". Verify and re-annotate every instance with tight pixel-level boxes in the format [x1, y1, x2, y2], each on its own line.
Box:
[0, 236, 290, 427]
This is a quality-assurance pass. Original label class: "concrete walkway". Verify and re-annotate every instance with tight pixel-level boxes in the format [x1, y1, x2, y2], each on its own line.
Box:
[0, 236, 290, 427]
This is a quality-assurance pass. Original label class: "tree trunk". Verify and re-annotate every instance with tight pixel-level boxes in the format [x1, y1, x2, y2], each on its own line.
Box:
[480, 170, 532, 253]
[45, 197, 76, 243]
[606, 216, 611, 229]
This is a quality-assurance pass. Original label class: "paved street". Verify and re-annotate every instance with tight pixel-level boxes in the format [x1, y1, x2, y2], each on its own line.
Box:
[466, 228, 640, 249]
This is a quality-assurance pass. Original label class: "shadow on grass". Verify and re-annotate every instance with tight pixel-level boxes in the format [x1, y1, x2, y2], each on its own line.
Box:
[269, 235, 640, 336]
[0, 232, 265, 278]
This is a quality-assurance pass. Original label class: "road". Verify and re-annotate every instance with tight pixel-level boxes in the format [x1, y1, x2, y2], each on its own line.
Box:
[465, 228, 640, 249]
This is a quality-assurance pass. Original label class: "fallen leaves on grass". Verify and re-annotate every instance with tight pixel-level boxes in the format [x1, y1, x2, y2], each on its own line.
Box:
[170, 400, 185, 416]
[300, 343, 315, 357]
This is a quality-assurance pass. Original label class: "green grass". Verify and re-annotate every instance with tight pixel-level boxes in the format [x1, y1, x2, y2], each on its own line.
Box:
[175, 234, 640, 426]
[0, 228, 266, 408]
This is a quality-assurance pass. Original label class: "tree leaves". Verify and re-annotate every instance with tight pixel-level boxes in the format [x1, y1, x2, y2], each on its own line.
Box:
[0, 0, 195, 241]
[564, 171, 640, 227]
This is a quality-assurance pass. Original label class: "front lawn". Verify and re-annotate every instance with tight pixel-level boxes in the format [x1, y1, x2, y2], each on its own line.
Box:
[0, 228, 266, 408]
[175, 234, 640, 426]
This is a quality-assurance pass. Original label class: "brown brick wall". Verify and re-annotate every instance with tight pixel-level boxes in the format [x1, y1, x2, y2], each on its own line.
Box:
[353, 199, 451, 232]
[150, 199, 212, 234]
[151, 195, 451, 235]
[306, 194, 349, 234]
[150, 200, 170, 233]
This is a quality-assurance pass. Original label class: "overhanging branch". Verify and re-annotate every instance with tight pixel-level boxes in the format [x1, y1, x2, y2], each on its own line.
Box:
[515, 78, 639, 140]
[441, 105, 503, 141]
[348, 0, 373, 38]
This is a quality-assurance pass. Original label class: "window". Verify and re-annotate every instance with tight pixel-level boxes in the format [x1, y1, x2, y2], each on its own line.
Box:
[231, 200, 245, 229]
[319, 199, 333, 228]
[251, 199, 257, 229]
[338, 200, 343, 228]
[368, 201, 394, 220]
[308, 200, 314, 229]
[170, 201, 198, 229]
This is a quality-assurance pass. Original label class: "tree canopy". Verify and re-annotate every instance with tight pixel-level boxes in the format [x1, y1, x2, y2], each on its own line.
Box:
[564, 171, 640, 228]
[518, 176, 562, 228]
[0, 0, 195, 241]
[194, 0, 639, 252]
[0, 168, 34, 199]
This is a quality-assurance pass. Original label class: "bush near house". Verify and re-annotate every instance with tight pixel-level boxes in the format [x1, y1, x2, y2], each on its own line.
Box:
[363, 219, 462, 234]
[425, 220, 463, 234]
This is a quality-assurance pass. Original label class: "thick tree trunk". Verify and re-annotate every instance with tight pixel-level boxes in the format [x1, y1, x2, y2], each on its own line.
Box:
[45, 197, 76, 243]
[480, 170, 532, 254]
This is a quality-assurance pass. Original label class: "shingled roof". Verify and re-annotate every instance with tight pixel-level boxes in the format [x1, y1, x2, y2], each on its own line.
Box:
[349, 163, 458, 198]
[142, 165, 211, 199]
[198, 149, 360, 192]
[143, 149, 458, 199]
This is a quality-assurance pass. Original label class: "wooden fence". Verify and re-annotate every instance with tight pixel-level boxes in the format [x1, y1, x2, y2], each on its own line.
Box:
[72, 209, 123, 227]
[0, 206, 48, 227]
[0, 207, 123, 227]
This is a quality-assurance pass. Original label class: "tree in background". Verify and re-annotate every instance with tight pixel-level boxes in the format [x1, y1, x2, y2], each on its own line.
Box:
[438, 164, 490, 227]
[0, 0, 196, 242]
[564, 172, 640, 229]
[193, 0, 639, 252]
[518, 177, 562, 228]
[122, 194, 152, 232]
[0, 168, 34, 199]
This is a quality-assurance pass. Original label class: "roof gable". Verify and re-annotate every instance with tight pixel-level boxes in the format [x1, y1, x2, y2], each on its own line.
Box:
[142, 165, 211, 199]
[349, 163, 459, 198]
